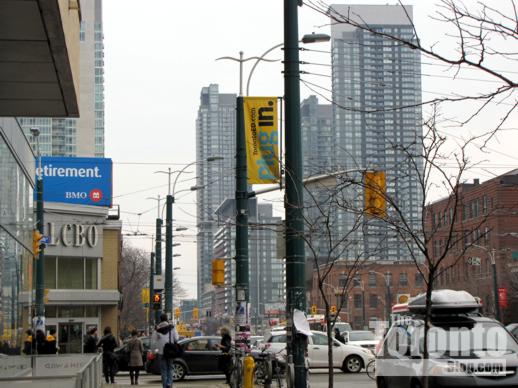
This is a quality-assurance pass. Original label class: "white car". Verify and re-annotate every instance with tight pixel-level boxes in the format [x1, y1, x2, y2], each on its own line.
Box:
[343, 330, 380, 351]
[263, 330, 374, 373]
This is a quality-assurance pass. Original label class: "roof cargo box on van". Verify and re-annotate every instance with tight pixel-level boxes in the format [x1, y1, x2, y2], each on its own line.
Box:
[408, 289, 481, 314]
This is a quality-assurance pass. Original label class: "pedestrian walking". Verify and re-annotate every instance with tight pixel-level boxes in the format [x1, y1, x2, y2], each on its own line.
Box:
[84, 327, 98, 353]
[152, 313, 179, 388]
[215, 327, 232, 384]
[128, 329, 144, 385]
[35, 329, 47, 354]
[46, 328, 58, 354]
[97, 326, 118, 384]
[334, 327, 346, 344]
[23, 330, 33, 355]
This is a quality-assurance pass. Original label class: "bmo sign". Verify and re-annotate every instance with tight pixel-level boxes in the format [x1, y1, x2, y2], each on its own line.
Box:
[38, 157, 112, 207]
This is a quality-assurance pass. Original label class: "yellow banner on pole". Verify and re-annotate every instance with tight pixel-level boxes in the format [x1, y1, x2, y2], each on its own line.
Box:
[243, 97, 280, 184]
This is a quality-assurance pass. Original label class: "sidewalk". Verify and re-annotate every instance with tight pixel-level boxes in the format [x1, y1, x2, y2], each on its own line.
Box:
[104, 384, 229, 388]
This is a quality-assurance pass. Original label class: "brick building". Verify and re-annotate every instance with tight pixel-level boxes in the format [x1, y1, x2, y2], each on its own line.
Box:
[309, 261, 425, 329]
[426, 170, 518, 323]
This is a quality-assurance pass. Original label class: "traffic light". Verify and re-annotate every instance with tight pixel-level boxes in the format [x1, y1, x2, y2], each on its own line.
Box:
[364, 171, 387, 218]
[33, 230, 44, 256]
[152, 291, 162, 310]
[212, 259, 225, 286]
[330, 305, 337, 315]
[175, 307, 181, 319]
[311, 305, 317, 315]
[193, 307, 199, 320]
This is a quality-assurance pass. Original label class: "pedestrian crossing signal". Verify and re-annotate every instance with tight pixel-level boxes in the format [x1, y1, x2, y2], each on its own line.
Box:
[364, 171, 387, 218]
[152, 292, 162, 310]
[33, 230, 44, 256]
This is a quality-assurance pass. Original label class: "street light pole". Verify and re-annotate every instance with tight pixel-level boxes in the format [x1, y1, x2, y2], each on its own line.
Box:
[473, 244, 501, 321]
[31, 128, 45, 327]
[284, 1, 307, 386]
[147, 195, 163, 321]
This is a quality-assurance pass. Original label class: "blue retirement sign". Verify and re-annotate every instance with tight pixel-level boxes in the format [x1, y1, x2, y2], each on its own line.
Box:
[37, 157, 113, 207]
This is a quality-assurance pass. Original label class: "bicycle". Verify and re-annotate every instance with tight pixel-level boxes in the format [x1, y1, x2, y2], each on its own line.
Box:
[366, 358, 376, 380]
[253, 348, 283, 388]
[229, 345, 246, 388]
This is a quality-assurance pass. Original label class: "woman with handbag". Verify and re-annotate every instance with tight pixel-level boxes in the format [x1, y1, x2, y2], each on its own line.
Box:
[128, 329, 144, 385]
[153, 314, 179, 388]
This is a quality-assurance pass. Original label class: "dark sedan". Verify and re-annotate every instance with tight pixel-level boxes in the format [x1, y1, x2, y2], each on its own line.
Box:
[115, 336, 150, 372]
[146, 336, 224, 380]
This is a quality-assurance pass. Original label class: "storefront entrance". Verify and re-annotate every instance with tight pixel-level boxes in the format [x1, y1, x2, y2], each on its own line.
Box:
[58, 322, 83, 353]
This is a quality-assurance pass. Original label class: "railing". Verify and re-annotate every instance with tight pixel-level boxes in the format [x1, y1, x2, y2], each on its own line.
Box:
[0, 353, 102, 388]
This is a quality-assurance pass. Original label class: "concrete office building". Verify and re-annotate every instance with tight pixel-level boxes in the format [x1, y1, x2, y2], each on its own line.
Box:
[19, 0, 105, 157]
[195, 84, 236, 307]
[330, 4, 423, 260]
[212, 200, 284, 332]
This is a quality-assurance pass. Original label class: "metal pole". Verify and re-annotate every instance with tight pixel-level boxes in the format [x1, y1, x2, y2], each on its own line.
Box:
[155, 217, 162, 322]
[491, 249, 501, 321]
[362, 286, 366, 330]
[239, 51, 244, 96]
[149, 252, 155, 328]
[34, 135, 45, 321]
[386, 273, 392, 326]
[165, 194, 173, 315]
[235, 95, 250, 339]
[284, 1, 307, 386]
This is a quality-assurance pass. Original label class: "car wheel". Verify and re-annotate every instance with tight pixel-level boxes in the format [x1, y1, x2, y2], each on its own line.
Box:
[342, 355, 363, 373]
[171, 361, 186, 381]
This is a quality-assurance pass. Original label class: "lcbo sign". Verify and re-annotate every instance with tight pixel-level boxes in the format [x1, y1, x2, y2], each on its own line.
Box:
[37, 157, 112, 207]
[47, 222, 99, 248]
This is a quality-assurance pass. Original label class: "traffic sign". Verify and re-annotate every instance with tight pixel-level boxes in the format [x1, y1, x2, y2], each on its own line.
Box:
[467, 257, 481, 266]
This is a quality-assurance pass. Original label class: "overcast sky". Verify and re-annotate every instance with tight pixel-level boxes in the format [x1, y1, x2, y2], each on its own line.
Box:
[103, 0, 518, 298]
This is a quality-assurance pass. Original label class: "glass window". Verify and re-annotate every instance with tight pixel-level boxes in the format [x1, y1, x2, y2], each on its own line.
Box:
[399, 273, 408, 286]
[370, 294, 378, 308]
[368, 272, 377, 287]
[85, 306, 99, 317]
[269, 335, 286, 343]
[186, 339, 210, 351]
[44, 256, 57, 288]
[46, 306, 58, 318]
[354, 294, 362, 308]
[312, 333, 328, 346]
[59, 306, 84, 317]
[85, 259, 97, 289]
[58, 257, 84, 289]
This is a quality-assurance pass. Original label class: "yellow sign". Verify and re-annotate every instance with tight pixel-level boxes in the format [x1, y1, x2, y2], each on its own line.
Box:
[175, 307, 181, 319]
[141, 288, 150, 304]
[311, 305, 317, 315]
[243, 97, 280, 184]
[398, 294, 410, 304]
[364, 171, 387, 218]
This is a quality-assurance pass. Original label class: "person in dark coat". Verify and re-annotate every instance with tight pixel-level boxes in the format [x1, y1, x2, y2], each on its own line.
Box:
[23, 330, 33, 355]
[215, 327, 232, 384]
[334, 328, 346, 344]
[46, 328, 58, 354]
[35, 329, 47, 354]
[84, 327, 98, 353]
[97, 326, 118, 384]
[128, 329, 144, 385]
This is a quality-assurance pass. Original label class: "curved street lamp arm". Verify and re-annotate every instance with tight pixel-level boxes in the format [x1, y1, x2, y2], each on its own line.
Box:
[246, 43, 284, 96]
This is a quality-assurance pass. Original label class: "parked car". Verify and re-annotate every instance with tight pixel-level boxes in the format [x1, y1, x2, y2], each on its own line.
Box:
[343, 330, 379, 351]
[146, 336, 224, 380]
[115, 336, 150, 372]
[506, 323, 518, 340]
[376, 290, 518, 388]
[262, 330, 374, 373]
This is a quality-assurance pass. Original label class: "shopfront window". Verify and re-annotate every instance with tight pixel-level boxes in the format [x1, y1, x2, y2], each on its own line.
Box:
[44, 257, 99, 289]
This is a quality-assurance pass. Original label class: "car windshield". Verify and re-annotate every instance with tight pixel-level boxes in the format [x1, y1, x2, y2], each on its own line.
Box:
[349, 331, 375, 341]
[334, 323, 352, 332]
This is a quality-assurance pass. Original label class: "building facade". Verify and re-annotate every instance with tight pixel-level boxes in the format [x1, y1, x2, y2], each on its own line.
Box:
[195, 84, 236, 305]
[19, 202, 121, 353]
[211, 200, 284, 333]
[19, 0, 105, 157]
[0, 118, 35, 349]
[309, 260, 425, 329]
[330, 4, 423, 261]
[426, 171, 518, 323]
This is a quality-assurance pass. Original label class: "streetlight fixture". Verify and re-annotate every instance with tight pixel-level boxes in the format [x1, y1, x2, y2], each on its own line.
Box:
[155, 157, 223, 315]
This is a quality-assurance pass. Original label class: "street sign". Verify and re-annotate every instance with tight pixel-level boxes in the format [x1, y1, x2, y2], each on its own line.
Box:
[41, 236, 50, 244]
[467, 257, 481, 266]
[154, 275, 164, 290]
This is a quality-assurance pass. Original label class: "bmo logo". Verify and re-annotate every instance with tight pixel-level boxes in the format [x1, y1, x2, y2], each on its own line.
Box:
[65, 191, 87, 199]
[90, 189, 103, 202]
